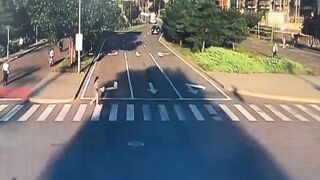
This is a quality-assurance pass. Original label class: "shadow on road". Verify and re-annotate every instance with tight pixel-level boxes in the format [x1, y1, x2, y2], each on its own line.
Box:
[40, 66, 290, 180]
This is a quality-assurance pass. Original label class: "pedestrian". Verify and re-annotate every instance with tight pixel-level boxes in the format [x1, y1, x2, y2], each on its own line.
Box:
[48, 48, 55, 66]
[272, 43, 278, 58]
[92, 76, 101, 105]
[59, 39, 63, 52]
[2, 61, 10, 86]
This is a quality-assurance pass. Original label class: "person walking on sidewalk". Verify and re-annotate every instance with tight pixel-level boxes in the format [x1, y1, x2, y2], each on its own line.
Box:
[272, 43, 278, 58]
[2, 61, 10, 86]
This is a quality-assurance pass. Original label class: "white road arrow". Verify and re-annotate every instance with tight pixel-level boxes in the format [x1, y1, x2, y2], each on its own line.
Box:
[106, 81, 118, 91]
[148, 82, 158, 94]
[185, 83, 206, 94]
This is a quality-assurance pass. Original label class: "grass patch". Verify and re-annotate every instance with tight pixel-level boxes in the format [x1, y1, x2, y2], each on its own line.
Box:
[192, 47, 311, 74]
[169, 42, 310, 74]
[54, 55, 93, 73]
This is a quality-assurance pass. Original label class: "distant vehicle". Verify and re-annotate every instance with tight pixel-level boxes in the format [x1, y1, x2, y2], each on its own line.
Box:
[149, 12, 157, 24]
[107, 50, 118, 56]
[151, 25, 161, 35]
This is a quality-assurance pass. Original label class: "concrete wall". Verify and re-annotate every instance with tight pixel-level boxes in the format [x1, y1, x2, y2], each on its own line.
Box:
[265, 11, 285, 27]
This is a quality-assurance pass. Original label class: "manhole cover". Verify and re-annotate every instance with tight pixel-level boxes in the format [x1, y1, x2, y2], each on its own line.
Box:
[127, 141, 145, 147]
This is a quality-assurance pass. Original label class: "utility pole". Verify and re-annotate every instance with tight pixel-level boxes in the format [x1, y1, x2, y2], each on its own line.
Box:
[78, 0, 81, 74]
[35, 25, 38, 43]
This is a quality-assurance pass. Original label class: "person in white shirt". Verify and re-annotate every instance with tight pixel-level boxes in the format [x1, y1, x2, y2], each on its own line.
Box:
[2, 61, 10, 86]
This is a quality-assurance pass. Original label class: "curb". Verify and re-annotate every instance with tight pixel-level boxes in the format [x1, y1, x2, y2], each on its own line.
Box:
[224, 86, 320, 103]
[159, 36, 320, 103]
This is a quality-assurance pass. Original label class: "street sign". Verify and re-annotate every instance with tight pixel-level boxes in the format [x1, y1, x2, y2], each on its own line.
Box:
[75, 33, 83, 51]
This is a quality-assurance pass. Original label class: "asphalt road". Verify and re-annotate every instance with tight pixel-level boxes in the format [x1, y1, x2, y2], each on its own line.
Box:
[0, 26, 320, 180]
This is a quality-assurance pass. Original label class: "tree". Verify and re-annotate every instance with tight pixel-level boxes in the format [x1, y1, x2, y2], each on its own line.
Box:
[163, 0, 248, 52]
[162, 0, 192, 45]
[243, 11, 263, 29]
[14, 0, 128, 46]
[302, 14, 320, 47]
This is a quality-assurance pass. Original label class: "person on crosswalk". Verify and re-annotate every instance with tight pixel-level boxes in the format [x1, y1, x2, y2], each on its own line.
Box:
[2, 60, 10, 86]
[91, 76, 107, 105]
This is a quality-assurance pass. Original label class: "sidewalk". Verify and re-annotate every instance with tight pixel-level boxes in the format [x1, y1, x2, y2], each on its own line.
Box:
[29, 72, 85, 103]
[0, 39, 47, 63]
[209, 73, 320, 103]
[160, 37, 320, 103]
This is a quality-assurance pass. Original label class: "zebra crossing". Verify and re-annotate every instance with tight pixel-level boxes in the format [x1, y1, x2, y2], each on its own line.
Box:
[0, 103, 319, 123]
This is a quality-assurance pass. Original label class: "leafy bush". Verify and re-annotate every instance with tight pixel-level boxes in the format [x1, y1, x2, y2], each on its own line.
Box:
[192, 47, 310, 74]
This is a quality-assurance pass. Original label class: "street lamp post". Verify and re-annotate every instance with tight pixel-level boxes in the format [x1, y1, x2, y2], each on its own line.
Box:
[5, 26, 10, 60]
[78, 0, 81, 74]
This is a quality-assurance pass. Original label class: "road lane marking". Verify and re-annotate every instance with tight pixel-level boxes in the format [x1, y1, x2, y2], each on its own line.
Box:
[81, 62, 97, 99]
[189, 104, 205, 121]
[0, 104, 8, 113]
[204, 104, 222, 121]
[91, 104, 102, 121]
[36, 104, 56, 122]
[0, 105, 24, 122]
[265, 105, 292, 122]
[148, 52, 182, 99]
[158, 105, 170, 121]
[73, 104, 87, 122]
[55, 104, 72, 122]
[109, 104, 118, 121]
[219, 104, 240, 121]
[17, 104, 40, 122]
[143, 104, 151, 121]
[234, 104, 257, 122]
[158, 35, 231, 100]
[295, 105, 320, 121]
[310, 104, 320, 112]
[126, 104, 134, 121]
[124, 51, 134, 98]
[280, 105, 309, 122]
[249, 104, 274, 122]
[173, 105, 186, 121]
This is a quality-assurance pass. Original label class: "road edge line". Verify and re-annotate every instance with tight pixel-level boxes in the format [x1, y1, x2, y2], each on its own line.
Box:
[158, 34, 232, 101]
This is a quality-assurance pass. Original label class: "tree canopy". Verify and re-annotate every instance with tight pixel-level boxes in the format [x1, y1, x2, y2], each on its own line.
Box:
[14, 0, 128, 45]
[162, 0, 248, 52]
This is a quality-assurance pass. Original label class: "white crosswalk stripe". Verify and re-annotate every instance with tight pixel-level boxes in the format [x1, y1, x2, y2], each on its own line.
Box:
[73, 104, 87, 122]
[143, 104, 151, 121]
[0, 105, 24, 122]
[295, 105, 320, 121]
[18, 104, 40, 122]
[204, 104, 222, 121]
[109, 104, 118, 121]
[281, 105, 309, 122]
[91, 104, 102, 121]
[158, 105, 170, 121]
[55, 104, 72, 122]
[234, 104, 257, 122]
[310, 104, 320, 112]
[219, 104, 240, 121]
[36, 104, 56, 122]
[0, 104, 8, 113]
[265, 104, 292, 122]
[249, 104, 274, 122]
[126, 104, 134, 121]
[173, 104, 186, 121]
[189, 104, 205, 121]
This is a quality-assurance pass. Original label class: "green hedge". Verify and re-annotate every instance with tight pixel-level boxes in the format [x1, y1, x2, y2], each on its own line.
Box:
[192, 47, 310, 74]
